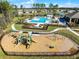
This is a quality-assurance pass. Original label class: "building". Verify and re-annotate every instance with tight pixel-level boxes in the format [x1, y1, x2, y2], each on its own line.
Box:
[66, 12, 79, 26]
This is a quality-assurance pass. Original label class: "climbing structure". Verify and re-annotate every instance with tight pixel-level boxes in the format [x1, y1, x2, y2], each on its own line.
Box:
[15, 31, 33, 48]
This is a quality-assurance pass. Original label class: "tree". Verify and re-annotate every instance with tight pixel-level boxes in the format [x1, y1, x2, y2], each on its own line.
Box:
[20, 5, 23, 9]
[14, 5, 18, 16]
[41, 3, 46, 8]
[20, 5, 25, 16]
[33, 4, 36, 8]
[0, 0, 13, 29]
[49, 3, 53, 8]
[32, 3, 46, 8]
[53, 4, 58, 8]
[53, 4, 59, 15]
[36, 3, 40, 8]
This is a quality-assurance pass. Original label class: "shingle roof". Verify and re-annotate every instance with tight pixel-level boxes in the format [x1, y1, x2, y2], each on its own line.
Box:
[66, 12, 77, 18]
[71, 12, 79, 18]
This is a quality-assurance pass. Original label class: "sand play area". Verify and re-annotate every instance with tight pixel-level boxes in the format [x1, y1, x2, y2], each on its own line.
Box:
[1, 32, 78, 55]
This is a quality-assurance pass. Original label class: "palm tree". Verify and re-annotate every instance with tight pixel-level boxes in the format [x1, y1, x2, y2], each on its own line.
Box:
[53, 4, 59, 15]
[49, 3, 53, 8]
[33, 3, 46, 8]
[20, 5, 25, 16]
[20, 5, 23, 9]
[42, 3, 46, 8]
[33, 3, 36, 8]
[20, 5, 25, 13]
[53, 4, 58, 8]
[48, 3, 53, 14]
[14, 5, 18, 16]
[36, 3, 40, 8]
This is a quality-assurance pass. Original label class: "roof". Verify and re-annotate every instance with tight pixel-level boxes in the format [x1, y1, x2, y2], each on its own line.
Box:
[71, 12, 79, 18]
[66, 12, 77, 18]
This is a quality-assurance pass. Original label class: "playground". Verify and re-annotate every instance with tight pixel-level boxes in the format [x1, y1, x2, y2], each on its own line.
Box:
[1, 31, 78, 55]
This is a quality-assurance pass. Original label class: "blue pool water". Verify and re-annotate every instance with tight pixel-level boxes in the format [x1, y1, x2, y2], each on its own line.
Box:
[31, 17, 48, 23]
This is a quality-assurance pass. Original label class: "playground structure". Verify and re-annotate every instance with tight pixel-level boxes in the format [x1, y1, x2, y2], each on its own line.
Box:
[11, 31, 33, 48]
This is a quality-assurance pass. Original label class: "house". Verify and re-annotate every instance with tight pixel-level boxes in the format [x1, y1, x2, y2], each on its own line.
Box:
[66, 12, 79, 26]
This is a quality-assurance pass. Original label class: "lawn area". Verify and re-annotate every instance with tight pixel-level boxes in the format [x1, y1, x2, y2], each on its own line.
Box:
[56, 30, 79, 45]
[0, 48, 5, 57]
[71, 26, 79, 29]
[13, 16, 25, 22]
[47, 26, 59, 31]
[14, 24, 23, 30]
[14, 24, 60, 32]
[0, 13, 3, 17]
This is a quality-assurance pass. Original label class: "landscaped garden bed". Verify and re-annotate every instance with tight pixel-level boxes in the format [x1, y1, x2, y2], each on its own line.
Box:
[22, 24, 48, 30]
[14, 23, 63, 32]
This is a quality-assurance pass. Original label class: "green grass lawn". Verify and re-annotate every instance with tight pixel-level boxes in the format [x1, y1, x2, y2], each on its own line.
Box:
[14, 24, 23, 30]
[47, 26, 59, 31]
[13, 16, 24, 22]
[57, 30, 79, 45]
[0, 13, 3, 17]
[14, 24, 60, 32]
[0, 48, 5, 57]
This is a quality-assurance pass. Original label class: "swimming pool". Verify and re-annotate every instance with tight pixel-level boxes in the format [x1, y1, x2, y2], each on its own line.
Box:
[23, 17, 51, 24]
[30, 17, 48, 23]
